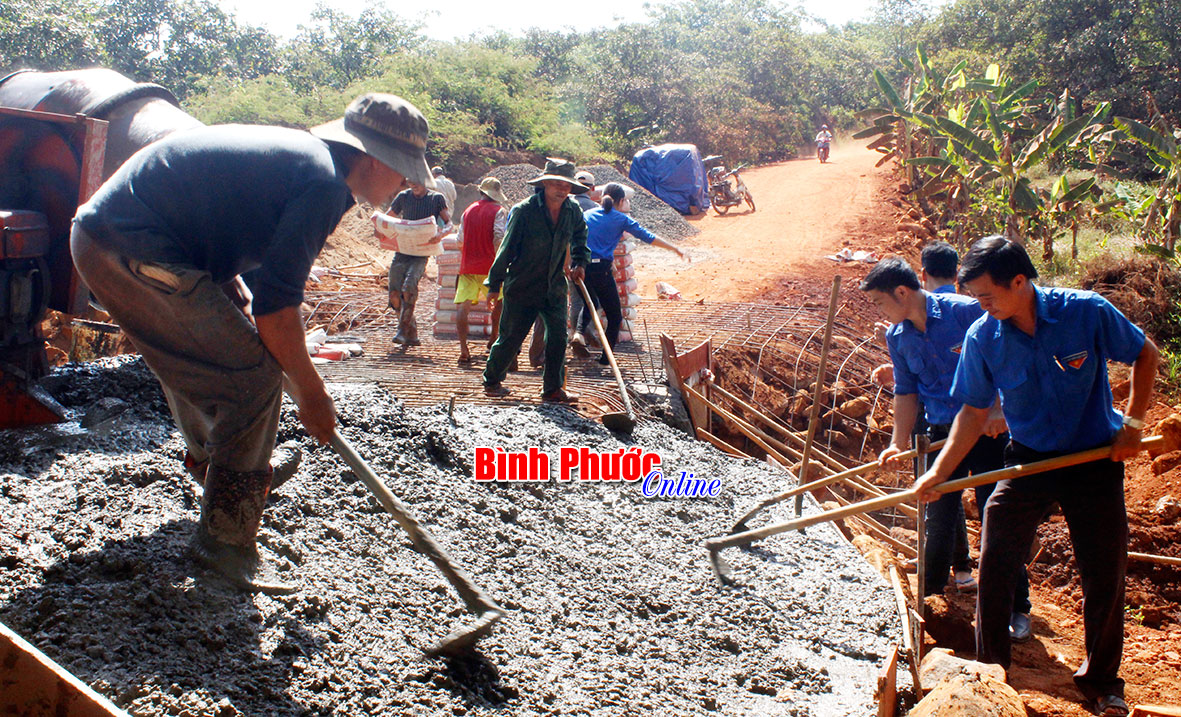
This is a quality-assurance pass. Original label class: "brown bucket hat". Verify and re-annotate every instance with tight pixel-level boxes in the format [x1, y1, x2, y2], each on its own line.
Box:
[310, 93, 435, 188]
[478, 176, 510, 205]
[526, 157, 589, 194]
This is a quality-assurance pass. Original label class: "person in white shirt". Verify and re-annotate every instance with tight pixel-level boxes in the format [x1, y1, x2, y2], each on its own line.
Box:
[432, 166, 457, 215]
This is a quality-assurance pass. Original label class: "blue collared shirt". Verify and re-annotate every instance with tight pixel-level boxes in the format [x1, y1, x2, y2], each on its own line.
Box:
[933, 283, 956, 294]
[951, 286, 1145, 453]
[584, 207, 657, 262]
[887, 291, 985, 425]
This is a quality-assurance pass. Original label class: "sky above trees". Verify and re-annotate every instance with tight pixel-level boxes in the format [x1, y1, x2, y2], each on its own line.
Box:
[217, 0, 949, 40]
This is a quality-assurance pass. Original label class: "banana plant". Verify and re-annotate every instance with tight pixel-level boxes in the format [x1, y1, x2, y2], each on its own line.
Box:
[1041, 174, 1112, 261]
[1114, 106, 1181, 252]
[855, 47, 971, 181]
[866, 58, 1111, 257]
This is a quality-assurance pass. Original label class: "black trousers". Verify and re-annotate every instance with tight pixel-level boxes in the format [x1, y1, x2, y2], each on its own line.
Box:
[977, 440, 1126, 700]
[924, 426, 1031, 613]
[577, 262, 622, 350]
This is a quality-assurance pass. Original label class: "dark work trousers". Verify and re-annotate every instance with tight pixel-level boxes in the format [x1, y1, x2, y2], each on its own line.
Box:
[484, 294, 568, 394]
[977, 440, 1126, 700]
[925, 426, 1031, 614]
[71, 227, 280, 475]
[569, 281, 585, 329]
[577, 261, 622, 349]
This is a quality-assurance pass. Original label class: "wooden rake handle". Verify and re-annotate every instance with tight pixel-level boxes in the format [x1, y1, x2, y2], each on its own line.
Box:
[329, 430, 501, 615]
[706, 435, 1163, 553]
[777, 439, 945, 504]
[729, 439, 945, 531]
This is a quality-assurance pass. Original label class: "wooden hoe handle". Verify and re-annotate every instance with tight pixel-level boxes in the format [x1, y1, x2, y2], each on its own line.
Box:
[706, 435, 1164, 553]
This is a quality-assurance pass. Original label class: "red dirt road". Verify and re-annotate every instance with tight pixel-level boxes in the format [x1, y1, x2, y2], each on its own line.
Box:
[630, 144, 890, 301]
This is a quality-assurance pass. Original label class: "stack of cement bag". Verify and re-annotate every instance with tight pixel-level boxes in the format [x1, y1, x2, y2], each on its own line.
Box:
[433, 234, 642, 343]
[614, 237, 640, 343]
[433, 235, 494, 339]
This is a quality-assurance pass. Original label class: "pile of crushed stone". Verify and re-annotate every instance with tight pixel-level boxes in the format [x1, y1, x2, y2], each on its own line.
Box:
[1, 356, 900, 716]
[484, 163, 699, 241]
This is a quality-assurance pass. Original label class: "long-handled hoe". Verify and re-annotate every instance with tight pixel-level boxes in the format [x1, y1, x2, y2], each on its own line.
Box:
[706, 436, 1162, 584]
[728, 439, 946, 534]
[576, 278, 637, 434]
[329, 430, 505, 657]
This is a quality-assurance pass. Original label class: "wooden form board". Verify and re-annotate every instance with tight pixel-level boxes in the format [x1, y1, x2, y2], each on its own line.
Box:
[660, 333, 712, 435]
[0, 620, 129, 716]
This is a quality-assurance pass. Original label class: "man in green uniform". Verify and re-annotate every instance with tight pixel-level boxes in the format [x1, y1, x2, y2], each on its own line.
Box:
[482, 159, 589, 402]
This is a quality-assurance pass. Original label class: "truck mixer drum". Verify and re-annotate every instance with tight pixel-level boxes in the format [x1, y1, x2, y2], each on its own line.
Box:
[0, 69, 203, 428]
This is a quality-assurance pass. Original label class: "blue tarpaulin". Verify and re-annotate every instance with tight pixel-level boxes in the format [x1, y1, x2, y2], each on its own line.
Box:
[628, 144, 709, 215]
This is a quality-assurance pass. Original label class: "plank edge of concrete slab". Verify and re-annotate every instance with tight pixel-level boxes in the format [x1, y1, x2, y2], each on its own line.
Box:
[0, 620, 131, 717]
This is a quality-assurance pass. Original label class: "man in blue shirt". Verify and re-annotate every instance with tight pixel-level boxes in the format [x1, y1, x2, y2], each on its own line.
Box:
[870, 241, 962, 386]
[72, 94, 434, 595]
[916, 236, 1157, 717]
[863, 257, 1031, 635]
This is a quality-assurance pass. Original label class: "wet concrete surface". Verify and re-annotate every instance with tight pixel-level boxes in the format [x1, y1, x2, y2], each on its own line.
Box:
[1, 357, 900, 715]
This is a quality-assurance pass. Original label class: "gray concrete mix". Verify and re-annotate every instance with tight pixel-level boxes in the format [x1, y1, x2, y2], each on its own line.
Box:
[0, 356, 901, 716]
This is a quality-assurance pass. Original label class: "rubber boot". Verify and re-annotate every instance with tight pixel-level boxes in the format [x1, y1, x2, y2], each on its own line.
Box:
[269, 441, 302, 491]
[392, 319, 408, 345]
[190, 464, 298, 595]
[402, 295, 421, 347]
[391, 288, 408, 344]
[183, 441, 301, 493]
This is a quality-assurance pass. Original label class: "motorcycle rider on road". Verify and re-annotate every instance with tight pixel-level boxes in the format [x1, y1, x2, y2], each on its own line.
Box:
[815, 124, 833, 163]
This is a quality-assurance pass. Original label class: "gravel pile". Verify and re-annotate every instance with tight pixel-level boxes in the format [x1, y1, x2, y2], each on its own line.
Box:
[582, 164, 699, 241]
[484, 164, 699, 241]
[1, 356, 900, 716]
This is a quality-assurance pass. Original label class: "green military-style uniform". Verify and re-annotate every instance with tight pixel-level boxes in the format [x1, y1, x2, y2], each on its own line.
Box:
[483, 189, 589, 393]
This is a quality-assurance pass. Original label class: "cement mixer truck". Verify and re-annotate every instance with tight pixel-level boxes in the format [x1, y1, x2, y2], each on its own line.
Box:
[0, 68, 203, 428]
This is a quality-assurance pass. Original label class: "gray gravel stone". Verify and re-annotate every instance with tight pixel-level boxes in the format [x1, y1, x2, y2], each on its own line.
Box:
[484, 163, 699, 241]
[0, 356, 902, 715]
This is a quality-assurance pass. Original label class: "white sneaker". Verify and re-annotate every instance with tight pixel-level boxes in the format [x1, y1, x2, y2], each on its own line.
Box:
[569, 332, 590, 357]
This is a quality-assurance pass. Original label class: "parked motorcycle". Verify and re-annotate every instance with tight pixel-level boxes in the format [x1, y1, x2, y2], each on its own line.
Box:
[703, 157, 755, 215]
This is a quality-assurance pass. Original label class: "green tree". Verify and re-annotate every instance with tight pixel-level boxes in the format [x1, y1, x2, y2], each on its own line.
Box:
[284, 2, 423, 91]
[0, 0, 103, 70]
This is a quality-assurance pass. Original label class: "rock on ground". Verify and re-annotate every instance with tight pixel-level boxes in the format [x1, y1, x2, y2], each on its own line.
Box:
[1, 356, 899, 716]
[907, 673, 1025, 717]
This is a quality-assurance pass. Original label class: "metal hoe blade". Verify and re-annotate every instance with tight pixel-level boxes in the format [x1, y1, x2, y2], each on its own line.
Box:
[707, 546, 735, 586]
[601, 410, 637, 434]
[423, 609, 506, 658]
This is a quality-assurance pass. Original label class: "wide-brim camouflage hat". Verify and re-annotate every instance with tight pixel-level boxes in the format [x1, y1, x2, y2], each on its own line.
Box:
[310, 93, 435, 189]
[526, 157, 589, 194]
